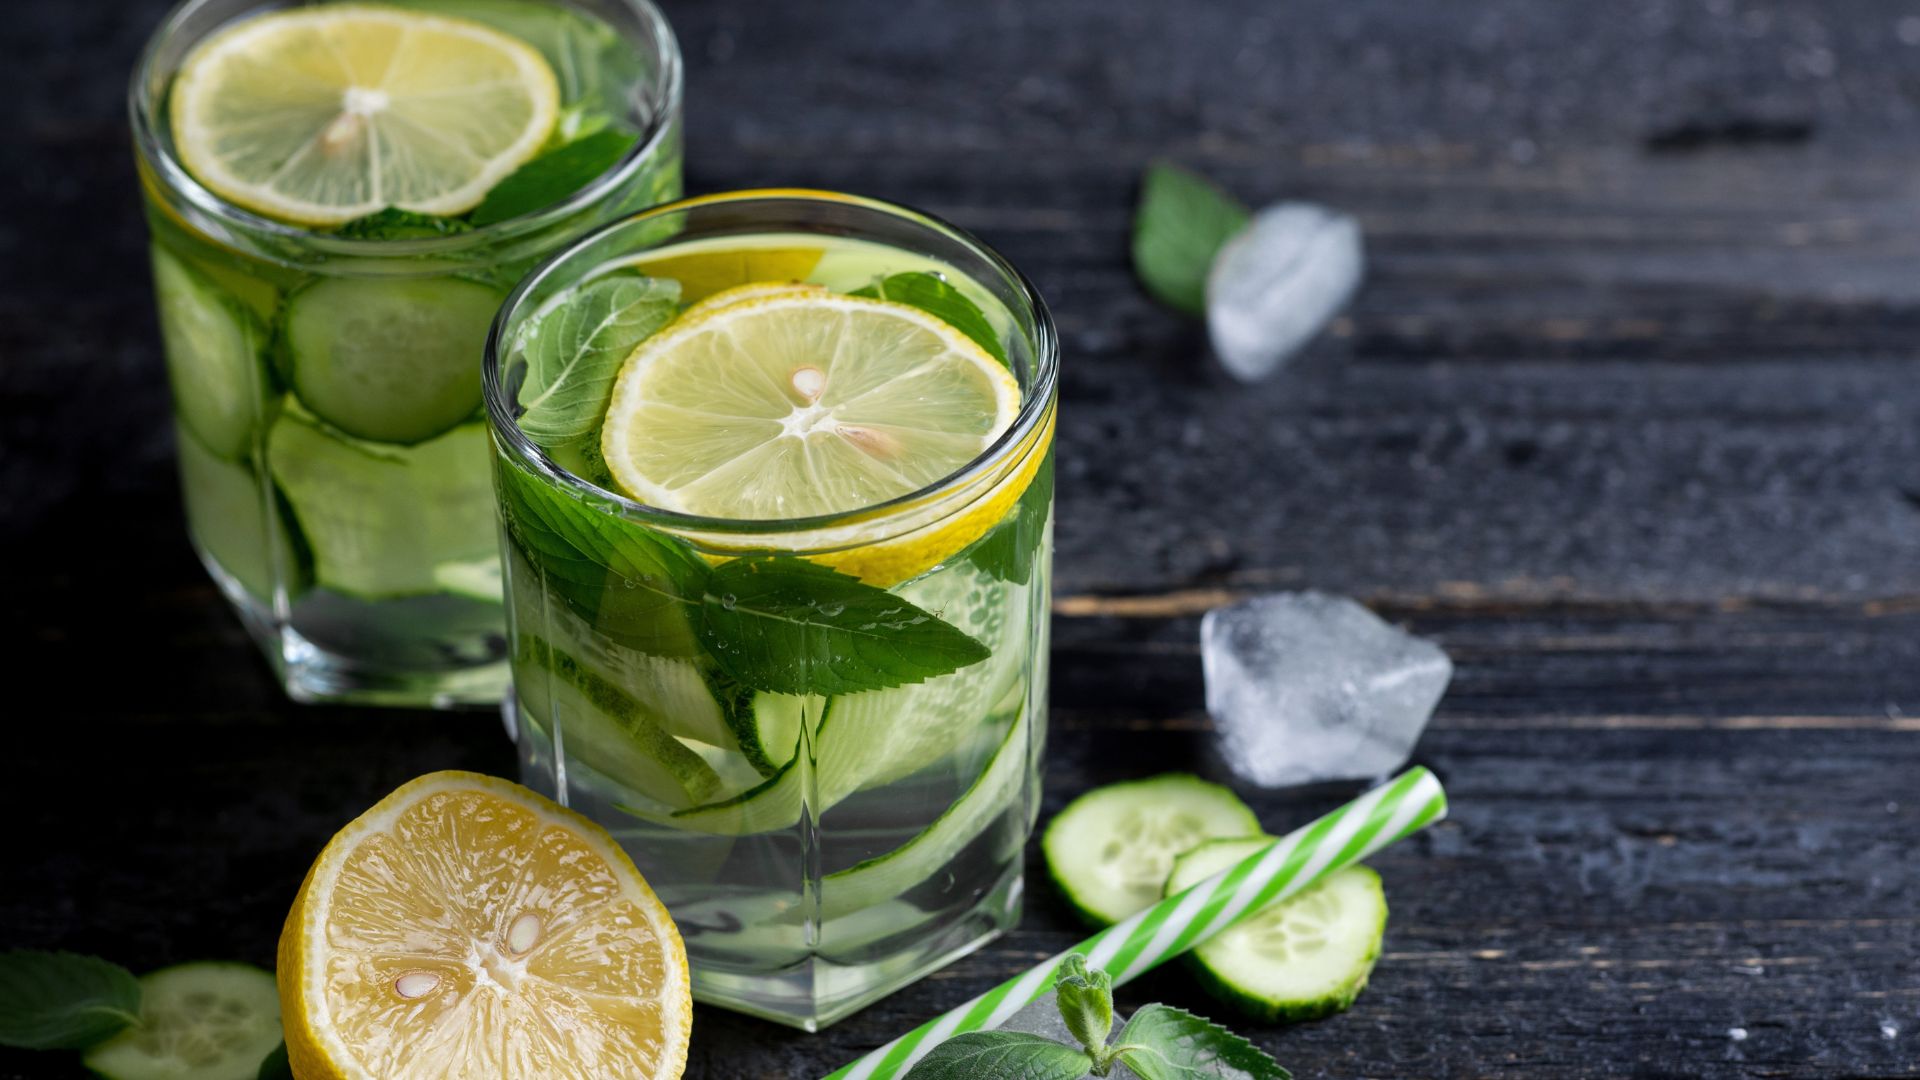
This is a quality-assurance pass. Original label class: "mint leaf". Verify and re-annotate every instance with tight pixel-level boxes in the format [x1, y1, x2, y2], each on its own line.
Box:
[471, 128, 638, 226]
[697, 556, 991, 695]
[852, 272, 1011, 368]
[257, 1044, 293, 1080]
[1114, 1004, 1291, 1080]
[967, 445, 1053, 585]
[495, 460, 708, 657]
[515, 275, 679, 446]
[1132, 162, 1250, 317]
[904, 1032, 1093, 1080]
[1054, 953, 1115, 1057]
[333, 208, 472, 240]
[0, 951, 141, 1050]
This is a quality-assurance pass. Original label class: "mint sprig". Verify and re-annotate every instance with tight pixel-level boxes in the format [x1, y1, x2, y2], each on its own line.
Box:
[499, 464, 991, 692]
[0, 950, 141, 1051]
[852, 271, 1012, 369]
[515, 275, 679, 446]
[905, 954, 1291, 1080]
[1132, 162, 1250, 316]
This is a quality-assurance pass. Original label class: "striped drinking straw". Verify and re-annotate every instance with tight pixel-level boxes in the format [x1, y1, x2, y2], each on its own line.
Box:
[823, 766, 1449, 1080]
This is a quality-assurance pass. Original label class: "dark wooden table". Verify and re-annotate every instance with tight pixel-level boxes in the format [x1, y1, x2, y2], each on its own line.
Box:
[7, 0, 1920, 1076]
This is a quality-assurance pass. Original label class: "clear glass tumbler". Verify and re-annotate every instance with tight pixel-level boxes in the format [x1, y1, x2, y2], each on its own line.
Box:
[129, 0, 683, 706]
[484, 191, 1058, 1028]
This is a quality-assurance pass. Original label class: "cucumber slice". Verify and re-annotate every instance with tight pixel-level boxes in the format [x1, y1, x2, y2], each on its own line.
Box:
[267, 407, 497, 599]
[1042, 774, 1260, 926]
[151, 245, 271, 461]
[284, 276, 501, 444]
[515, 634, 724, 809]
[81, 962, 281, 1080]
[432, 556, 504, 603]
[176, 421, 310, 600]
[817, 703, 1028, 921]
[1165, 839, 1388, 1022]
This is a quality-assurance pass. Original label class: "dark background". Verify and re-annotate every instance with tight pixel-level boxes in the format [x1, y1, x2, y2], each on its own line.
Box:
[6, 0, 1920, 1076]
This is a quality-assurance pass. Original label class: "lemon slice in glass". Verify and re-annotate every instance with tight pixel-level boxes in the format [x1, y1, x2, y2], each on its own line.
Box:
[171, 6, 560, 226]
[278, 771, 690, 1080]
[601, 290, 1022, 524]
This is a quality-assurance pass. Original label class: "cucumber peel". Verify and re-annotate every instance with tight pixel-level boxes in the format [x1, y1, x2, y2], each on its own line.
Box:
[81, 962, 281, 1080]
[1042, 773, 1260, 926]
[1166, 838, 1388, 1023]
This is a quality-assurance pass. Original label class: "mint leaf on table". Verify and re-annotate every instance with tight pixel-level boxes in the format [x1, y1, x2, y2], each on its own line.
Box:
[1113, 1004, 1291, 1080]
[852, 272, 1012, 368]
[696, 555, 991, 695]
[967, 445, 1053, 585]
[0, 951, 141, 1051]
[1132, 162, 1250, 317]
[1054, 953, 1115, 1056]
[515, 275, 679, 446]
[333, 208, 472, 240]
[470, 128, 639, 226]
[903, 1031, 1093, 1080]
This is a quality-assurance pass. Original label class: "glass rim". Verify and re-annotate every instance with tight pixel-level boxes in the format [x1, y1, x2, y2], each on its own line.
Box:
[482, 188, 1061, 537]
[127, 0, 684, 257]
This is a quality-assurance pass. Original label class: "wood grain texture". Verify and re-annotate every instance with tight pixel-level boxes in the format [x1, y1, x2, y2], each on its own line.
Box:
[5, 0, 1920, 1076]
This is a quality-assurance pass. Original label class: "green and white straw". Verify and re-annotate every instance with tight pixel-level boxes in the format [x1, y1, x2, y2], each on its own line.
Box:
[823, 766, 1448, 1080]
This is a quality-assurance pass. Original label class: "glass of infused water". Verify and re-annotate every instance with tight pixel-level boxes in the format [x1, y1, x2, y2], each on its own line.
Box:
[484, 190, 1058, 1029]
[129, 0, 682, 705]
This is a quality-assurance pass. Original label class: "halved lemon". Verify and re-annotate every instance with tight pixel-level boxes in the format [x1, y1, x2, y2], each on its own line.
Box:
[278, 771, 691, 1080]
[171, 6, 559, 226]
[602, 290, 1022, 521]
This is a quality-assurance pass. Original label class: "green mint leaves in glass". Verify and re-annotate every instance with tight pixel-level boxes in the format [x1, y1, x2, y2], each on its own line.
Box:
[129, 0, 684, 705]
[486, 191, 1059, 1029]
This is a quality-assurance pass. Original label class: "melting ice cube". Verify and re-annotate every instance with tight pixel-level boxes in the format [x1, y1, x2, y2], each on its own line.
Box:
[1206, 202, 1363, 381]
[1201, 591, 1450, 787]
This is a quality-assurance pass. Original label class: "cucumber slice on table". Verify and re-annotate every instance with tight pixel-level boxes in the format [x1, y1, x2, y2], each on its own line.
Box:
[267, 407, 498, 600]
[82, 962, 281, 1080]
[284, 276, 502, 444]
[1042, 773, 1261, 926]
[151, 245, 272, 461]
[1165, 838, 1388, 1022]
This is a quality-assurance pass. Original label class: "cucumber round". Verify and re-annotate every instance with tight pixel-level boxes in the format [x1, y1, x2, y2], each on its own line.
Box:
[284, 276, 502, 444]
[81, 962, 281, 1080]
[1165, 839, 1388, 1022]
[266, 407, 497, 600]
[151, 245, 271, 461]
[1042, 774, 1260, 926]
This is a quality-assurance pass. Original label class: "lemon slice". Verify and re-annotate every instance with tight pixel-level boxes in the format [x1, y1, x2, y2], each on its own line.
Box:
[601, 290, 1022, 523]
[171, 6, 559, 226]
[278, 771, 690, 1080]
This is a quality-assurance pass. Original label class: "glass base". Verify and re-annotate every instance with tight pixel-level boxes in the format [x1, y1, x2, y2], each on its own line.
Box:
[689, 868, 1022, 1032]
[209, 554, 508, 709]
[504, 697, 1026, 1030]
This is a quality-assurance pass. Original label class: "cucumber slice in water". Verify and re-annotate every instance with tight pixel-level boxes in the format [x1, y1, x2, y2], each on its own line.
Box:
[151, 245, 271, 461]
[284, 276, 501, 444]
[515, 634, 724, 809]
[176, 421, 310, 600]
[267, 407, 497, 600]
[1042, 773, 1260, 926]
[1165, 839, 1388, 1022]
[81, 962, 281, 1080]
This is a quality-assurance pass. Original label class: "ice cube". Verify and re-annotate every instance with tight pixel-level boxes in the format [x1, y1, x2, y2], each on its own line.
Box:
[996, 999, 1139, 1079]
[1205, 202, 1364, 381]
[1201, 591, 1450, 787]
